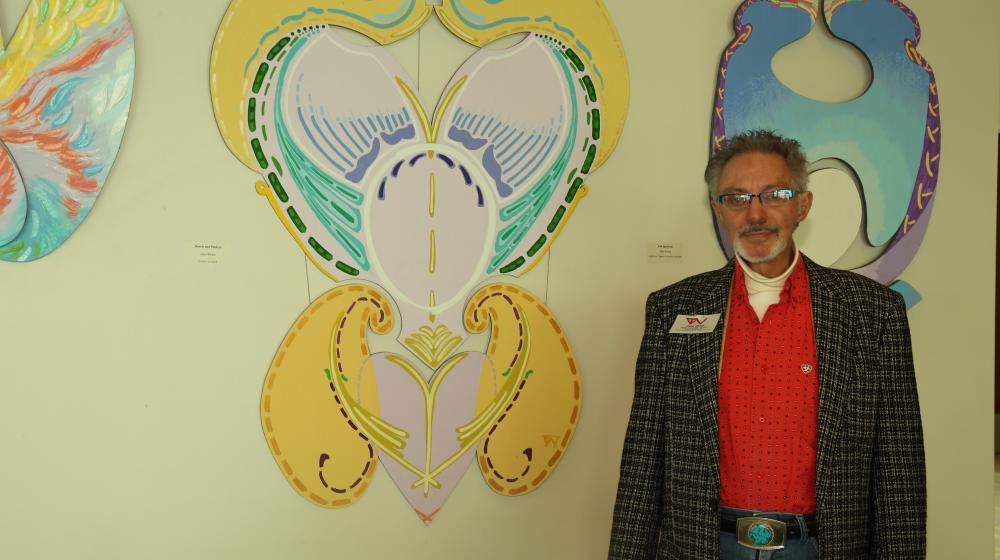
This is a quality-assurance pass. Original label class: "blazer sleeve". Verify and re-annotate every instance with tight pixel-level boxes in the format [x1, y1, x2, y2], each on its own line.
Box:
[608, 293, 668, 560]
[871, 292, 926, 559]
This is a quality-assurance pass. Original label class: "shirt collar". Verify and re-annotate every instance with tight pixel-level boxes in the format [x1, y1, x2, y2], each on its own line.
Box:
[732, 246, 808, 306]
[735, 245, 799, 286]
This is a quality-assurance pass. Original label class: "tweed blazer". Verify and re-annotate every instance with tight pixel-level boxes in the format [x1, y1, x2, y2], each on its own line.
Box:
[608, 256, 925, 560]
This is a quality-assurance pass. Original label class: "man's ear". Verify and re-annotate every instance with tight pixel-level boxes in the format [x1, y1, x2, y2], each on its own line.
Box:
[710, 197, 723, 221]
[797, 191, 814, 223]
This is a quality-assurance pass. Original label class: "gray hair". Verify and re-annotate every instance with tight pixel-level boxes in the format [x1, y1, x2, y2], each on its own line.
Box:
[704, 130, 809, 197]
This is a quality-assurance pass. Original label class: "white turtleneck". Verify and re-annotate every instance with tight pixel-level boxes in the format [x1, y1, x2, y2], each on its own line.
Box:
[735, 248, 800, 321]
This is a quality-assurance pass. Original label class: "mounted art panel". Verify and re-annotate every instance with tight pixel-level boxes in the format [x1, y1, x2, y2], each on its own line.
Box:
[210, 0, 628, 523]
[711, 0, 940, 307]
[0, 0, 134, 262]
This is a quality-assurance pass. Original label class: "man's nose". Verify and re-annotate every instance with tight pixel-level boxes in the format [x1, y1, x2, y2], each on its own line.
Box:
[745, 196, 768, 221]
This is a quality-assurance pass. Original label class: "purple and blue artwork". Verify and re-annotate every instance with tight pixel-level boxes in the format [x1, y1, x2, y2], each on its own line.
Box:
[711, 0, 939, 307]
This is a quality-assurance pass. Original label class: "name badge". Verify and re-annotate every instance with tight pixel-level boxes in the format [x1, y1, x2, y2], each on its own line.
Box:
[669, 314, 721, 334]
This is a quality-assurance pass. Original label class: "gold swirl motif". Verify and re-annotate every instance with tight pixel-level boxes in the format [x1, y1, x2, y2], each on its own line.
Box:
[404, 324, 463, 368]
[464, 283, 581, 496]
[261, 284, 392, 507]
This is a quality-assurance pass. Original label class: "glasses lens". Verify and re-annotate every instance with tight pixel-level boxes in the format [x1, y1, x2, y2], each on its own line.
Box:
[724, 194, 751, 208]
[760, 190, 793, 206]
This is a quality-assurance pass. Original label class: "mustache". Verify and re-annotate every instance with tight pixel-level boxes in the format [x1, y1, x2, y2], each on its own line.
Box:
[737, 224, 780, 235]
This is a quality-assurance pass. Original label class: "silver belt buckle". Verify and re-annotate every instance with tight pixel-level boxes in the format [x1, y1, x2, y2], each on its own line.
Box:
[735, 516, 787, 551]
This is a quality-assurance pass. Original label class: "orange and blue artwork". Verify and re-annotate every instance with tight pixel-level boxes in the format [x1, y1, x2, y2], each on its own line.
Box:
[711, 0, 939, 307]
[211, 0, 628, 523]
[0, 0, 134, 262]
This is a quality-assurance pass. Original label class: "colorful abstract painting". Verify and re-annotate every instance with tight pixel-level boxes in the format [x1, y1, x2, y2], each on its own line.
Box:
[0, 0, 134, 262]
[210, 0, 628, 523]
[711, 0, 940, 306]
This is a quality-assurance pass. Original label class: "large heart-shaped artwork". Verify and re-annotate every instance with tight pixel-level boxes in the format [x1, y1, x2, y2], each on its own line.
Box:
[213, 0, 627, 522]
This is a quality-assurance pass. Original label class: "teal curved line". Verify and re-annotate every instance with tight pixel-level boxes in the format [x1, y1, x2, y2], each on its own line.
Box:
[245, 7, 338, 74]
[243, 48, 260, 75]
[593, 63, 604, 88]
[273, 36, 370, 271]
[259, 26, 280, 47]
[374, 0, 415, 23]
[452, 0, 485, 25]
[282, 7, 324, 27]
[488, 45, 578, 273]
[532, 17, 604, 87]
[450, 0, 529, 29]
[244, 2, 414, 75]
[535, 16, 574, 38]
[328, 0, 416, 29]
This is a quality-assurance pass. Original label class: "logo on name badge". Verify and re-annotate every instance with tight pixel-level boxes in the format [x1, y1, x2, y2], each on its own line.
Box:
[669, 314, 721, 334]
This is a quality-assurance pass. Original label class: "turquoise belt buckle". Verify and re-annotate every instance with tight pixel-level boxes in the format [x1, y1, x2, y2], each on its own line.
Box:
[735, 517, 787, 551]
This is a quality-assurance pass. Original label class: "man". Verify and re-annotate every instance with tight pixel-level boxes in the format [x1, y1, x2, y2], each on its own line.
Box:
[608, 130, 925, 559]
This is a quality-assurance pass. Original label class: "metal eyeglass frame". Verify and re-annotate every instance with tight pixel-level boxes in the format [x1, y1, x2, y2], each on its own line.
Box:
[715, 188, 799, 209]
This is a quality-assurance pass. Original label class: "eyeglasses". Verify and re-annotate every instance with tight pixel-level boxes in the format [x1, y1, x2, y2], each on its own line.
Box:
[715, 188, 799, 209]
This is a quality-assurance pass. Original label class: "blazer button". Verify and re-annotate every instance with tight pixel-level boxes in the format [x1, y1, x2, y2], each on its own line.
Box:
[708, 498, 719, 509]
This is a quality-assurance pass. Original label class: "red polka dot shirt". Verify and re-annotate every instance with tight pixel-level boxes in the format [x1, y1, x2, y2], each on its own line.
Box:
[718, 257, 819, 513]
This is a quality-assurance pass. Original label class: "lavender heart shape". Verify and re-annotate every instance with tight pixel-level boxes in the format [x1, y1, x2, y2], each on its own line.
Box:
[367, 351, 488, 523]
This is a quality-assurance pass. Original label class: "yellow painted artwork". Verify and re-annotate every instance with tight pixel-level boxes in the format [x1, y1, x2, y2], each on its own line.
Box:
[210, 0, 628, 523]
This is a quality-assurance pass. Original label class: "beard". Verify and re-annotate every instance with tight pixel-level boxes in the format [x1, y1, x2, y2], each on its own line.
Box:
[734, 223, 787, 264]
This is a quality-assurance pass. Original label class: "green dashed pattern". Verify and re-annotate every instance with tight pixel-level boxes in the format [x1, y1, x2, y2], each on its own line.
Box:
[252, 63, 269, 94]
[527, 235, 547, 257]
[251, 138, 268, 169]
[497, 35, 601, 275]
[546, 206, 566, 233]
[499, 257, 526, 274]
[248, 98, 257, 132]
[267, 173, 288, 202]
[565, 177, 584, 203]
[308, 237, 332, 261]
[267, 37, 291, 61]
[248, 30, 369, 278]
[336, 261, 360, 276]
[287, 207, 306, 233]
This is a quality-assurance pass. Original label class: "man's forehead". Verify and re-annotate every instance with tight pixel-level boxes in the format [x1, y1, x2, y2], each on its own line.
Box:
[718, 152, 793, 188]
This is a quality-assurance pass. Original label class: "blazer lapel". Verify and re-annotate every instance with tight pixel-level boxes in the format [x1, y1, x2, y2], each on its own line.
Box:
[804, 257, 857, 512]
[685, 260, 735, 489]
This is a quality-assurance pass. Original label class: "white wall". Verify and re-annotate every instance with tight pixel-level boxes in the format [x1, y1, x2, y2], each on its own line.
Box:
[0, 1, 995, 558]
